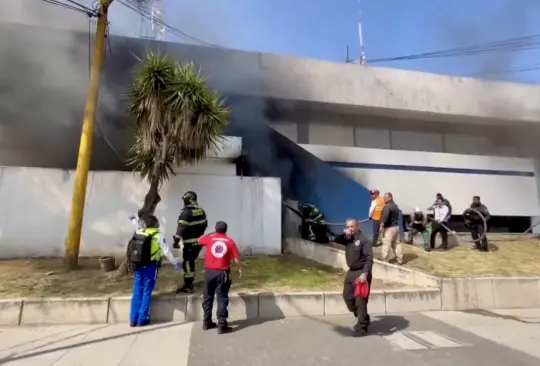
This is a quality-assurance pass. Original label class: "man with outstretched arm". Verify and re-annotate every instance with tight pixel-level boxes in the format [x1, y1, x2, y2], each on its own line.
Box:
[334, 219, 373, 337]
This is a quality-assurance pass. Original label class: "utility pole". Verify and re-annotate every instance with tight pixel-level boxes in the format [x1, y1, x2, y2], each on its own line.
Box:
[64, 0, 113, 270]
[357, 0, 366, 65]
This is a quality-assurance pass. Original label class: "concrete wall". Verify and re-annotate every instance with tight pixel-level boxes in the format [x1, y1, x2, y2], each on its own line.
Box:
[301, 144, 539, 217]
[0, 167, 282, 258]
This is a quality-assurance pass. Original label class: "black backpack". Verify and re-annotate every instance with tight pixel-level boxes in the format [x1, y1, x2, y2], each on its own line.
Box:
[127, 231, 158, 268]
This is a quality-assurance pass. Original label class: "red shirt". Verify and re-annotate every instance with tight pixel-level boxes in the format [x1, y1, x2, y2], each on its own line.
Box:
[198, 233, 240, 270]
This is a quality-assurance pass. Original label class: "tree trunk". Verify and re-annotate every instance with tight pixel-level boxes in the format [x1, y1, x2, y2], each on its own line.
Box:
[114, 137, 169, 277]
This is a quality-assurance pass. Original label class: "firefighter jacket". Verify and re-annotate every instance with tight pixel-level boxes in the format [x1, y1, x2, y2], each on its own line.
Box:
[174, 204, 208, 245]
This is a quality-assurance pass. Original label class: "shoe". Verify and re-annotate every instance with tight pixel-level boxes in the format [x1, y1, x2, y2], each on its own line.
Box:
[176, 285, 194, 294]
[203, 321, 217, 330]
[424, 248, 431, 252]
[137, 319, 150, 327]
[217, 324, 232, 334]
[352, 324, 368, 337]
[129, 323, 137, 328]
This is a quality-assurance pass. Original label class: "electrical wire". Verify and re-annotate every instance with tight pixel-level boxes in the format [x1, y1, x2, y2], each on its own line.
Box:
[116, 0, 220, 47]
[463, 63, 540, 77]
[368, 34, 540, 64]
[39, 0, 97, 16]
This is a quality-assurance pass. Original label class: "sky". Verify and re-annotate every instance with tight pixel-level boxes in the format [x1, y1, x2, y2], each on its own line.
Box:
[108, 0, 540, 84]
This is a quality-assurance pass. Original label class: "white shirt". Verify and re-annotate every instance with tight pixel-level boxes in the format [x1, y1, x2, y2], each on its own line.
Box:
[368, 200, 377, 218]
[434, 205, 449, 222]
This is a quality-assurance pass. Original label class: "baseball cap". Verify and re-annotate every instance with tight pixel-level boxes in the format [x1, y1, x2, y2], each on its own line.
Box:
[370, 189, 380, 195]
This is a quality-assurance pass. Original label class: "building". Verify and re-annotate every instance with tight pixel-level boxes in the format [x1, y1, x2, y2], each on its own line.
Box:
[2, 15, 540, 237]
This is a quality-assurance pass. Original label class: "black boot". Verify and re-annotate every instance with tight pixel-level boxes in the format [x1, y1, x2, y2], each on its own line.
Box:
[203, 321, 217, 330]
[352, 324, 368, 337]
[217, 323, 232, 334]
[177, 277, 194, 293]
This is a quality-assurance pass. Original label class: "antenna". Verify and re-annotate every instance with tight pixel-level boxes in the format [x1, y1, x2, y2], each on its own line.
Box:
[137, 0, 165, 41]
[357, 0, 366, 65]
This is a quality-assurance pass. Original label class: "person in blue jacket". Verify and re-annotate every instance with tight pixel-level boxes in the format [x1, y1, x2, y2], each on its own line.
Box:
[127, 214, 181, 327]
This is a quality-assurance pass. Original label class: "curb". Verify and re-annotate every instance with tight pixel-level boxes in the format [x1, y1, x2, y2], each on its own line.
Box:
[0, 287, 441, 326]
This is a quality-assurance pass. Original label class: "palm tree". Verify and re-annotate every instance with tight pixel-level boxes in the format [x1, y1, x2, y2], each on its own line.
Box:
[115, 51, 229, 275]
[129, 50, 229, 219]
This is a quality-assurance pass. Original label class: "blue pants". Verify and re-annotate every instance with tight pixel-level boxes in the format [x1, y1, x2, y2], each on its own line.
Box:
[202, 269, 231, 325]
[130, 262, 158, 325]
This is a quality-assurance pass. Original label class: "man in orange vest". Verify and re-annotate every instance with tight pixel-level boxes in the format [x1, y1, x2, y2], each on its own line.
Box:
[368, 189, 385, 246]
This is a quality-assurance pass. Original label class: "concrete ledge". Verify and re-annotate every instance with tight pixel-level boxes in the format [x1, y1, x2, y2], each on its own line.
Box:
[1, 288, 441, 326]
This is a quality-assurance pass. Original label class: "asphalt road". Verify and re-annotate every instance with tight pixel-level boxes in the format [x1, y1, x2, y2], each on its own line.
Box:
[1, 309, 539, 365]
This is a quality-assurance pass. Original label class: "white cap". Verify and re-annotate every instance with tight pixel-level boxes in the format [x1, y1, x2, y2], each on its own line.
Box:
[414, 207, 421, 212]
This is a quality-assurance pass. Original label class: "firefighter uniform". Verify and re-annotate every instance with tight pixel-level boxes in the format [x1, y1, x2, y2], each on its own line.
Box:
[464, 198, 491, 252]
[299, 203, 330, 244]
[173, 191, 208, 293]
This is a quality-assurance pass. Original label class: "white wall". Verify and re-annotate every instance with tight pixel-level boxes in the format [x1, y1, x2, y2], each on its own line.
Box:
[0, 167, 281, 258]
[301, 144, 539, 217]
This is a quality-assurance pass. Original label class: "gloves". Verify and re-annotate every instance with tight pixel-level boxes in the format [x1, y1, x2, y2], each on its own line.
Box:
[173, 262, 181, 272]
[172, 236, 180, 249]
[129, 214, 136, 221]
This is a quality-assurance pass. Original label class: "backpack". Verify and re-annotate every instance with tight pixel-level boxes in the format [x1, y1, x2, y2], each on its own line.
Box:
[127, 231, 158, 268]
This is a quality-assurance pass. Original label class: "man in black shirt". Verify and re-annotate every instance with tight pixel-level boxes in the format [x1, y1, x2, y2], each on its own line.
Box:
[379, 192, 403, 265]
[334, 219, 373, 337]
[464, 196, 491, 252]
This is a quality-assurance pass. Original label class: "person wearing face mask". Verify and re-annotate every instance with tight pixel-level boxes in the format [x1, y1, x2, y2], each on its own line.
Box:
[464, 196, 491, 252]
[334, 219, 373, 337]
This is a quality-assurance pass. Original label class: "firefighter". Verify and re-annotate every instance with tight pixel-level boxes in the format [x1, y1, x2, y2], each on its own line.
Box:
[464, 196, 491, 252]
[173, 191, 208, 293]
[298, 202, 330, 244]
[368, 189, 385, 246]
[406, 208, 430, 251]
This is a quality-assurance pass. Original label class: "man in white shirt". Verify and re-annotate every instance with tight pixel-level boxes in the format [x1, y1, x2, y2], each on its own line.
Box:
[429, 198, 449, 251]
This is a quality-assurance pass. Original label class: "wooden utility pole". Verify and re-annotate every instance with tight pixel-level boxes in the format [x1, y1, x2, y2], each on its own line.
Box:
[64, 0, 113, 270]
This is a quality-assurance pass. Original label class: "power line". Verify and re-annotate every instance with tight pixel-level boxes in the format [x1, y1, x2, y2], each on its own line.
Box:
[39, 0, 97, 16]
[368, 34, 540, 64]
[464, 63, 540, 78]
[117, 0, 219, 47]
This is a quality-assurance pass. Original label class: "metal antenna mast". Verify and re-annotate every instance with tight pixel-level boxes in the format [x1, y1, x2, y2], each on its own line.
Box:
[357, 0, 366, 65]
[137, 0, 165, 41]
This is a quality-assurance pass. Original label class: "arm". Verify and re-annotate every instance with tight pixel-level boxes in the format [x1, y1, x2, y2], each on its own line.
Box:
[158, 234, 179, 266]
[361, 238, 373, 274]
[445, 200, 453, 217]
[368, 200, 376, 218]
[379, 206, 389, 231]
[230, 241, 243, 276]
[129, 214, 140, 230]
[480, 205, 491, 221]
[333, 234, 349, 245]
[173, 209, 190, 242]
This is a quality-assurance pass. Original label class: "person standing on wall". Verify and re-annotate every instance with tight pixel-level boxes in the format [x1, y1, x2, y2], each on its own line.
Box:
[198, 221, 243, 334]
[430, 198, 450, 250]
[127, 215, 181, 327]
[464, 196, 491, 252]
[379, 192, 403, 265]
[173, 191, 208, 293]
[368, 189, 385, 247]
[334, 219, 373, 337]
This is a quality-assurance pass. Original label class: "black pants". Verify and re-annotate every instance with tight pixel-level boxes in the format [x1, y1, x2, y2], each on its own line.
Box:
[471, 224, 489, 251]
[182, 244, 202, 287]
[430, 221, 448, 249]
[342, 270, 372, 329]
[371, 220, 380, 245]
[202, 269, 231, 325]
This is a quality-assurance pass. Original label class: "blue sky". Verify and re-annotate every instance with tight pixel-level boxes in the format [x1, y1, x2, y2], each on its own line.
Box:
[109, 0, 540, 84]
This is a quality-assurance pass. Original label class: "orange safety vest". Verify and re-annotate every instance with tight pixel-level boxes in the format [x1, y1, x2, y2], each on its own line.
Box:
[370, 197, 385, 220]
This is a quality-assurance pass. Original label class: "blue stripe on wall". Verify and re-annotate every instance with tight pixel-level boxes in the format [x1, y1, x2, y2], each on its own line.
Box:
[328, 161, 535, 177]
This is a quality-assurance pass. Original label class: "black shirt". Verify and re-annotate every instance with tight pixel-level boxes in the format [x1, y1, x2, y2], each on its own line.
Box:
[334, 232, 373, 274]
[380, 201, 400, 228]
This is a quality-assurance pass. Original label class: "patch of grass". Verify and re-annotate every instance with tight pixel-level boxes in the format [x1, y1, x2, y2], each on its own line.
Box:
[0, 255, 401, 299]
[374, 240, 540, 277]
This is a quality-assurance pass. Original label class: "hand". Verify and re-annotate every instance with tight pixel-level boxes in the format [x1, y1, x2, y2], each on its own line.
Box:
[173, 262, 181, 272]
[359, 273, 367, 283]
[172, 236, 180, 249]
[129, 214, 136, 221]
[343, 229, 351, 236]
[238, 267, 243, 279]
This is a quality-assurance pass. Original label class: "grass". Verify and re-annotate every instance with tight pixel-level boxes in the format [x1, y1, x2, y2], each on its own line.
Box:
[373, 240, 540, 277]
[0, 255, 400, 299]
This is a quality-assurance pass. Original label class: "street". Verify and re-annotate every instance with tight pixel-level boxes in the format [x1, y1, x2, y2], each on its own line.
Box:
[1, 309, 539, 365]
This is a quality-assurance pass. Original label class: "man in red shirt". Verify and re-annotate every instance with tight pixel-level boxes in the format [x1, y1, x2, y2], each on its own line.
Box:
[198, 221, 242, 334]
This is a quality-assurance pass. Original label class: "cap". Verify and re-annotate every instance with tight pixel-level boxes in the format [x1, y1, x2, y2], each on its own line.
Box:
[370, 189, 380, 195]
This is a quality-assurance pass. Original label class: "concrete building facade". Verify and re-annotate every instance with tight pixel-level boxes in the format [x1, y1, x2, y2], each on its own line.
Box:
[2, 16, 540, 235]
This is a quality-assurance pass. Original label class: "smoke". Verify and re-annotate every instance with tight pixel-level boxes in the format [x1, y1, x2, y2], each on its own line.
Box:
[436, 0, 539, 79]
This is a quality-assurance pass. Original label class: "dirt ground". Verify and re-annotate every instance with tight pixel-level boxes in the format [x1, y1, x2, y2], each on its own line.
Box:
[0, 254, 400, 299]
[374, 239, 540, 277]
